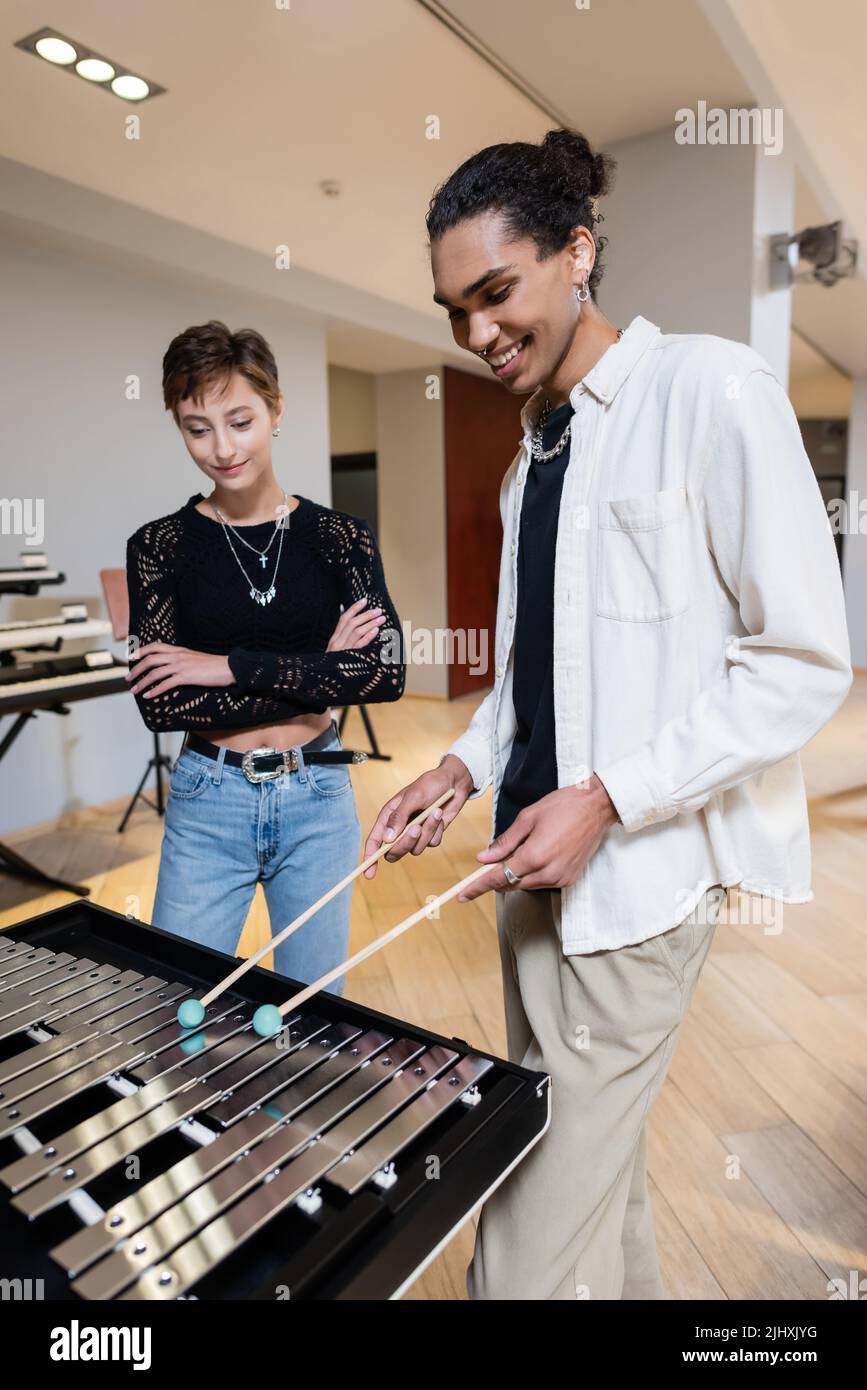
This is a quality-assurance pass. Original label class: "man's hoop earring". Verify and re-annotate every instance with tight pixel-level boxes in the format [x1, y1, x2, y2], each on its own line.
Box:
[575, 281, 590, 303]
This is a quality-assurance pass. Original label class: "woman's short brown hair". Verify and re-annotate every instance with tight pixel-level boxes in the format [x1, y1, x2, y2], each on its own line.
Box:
[162, 320, 280, 426]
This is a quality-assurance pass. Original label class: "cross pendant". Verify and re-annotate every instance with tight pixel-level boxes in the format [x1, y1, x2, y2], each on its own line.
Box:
[258, 554, 267, 568]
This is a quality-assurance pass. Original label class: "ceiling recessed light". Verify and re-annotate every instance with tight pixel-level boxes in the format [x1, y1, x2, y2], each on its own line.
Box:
[76, 57, 115, 84]
[15, 27, 165, 102]
[111, 74, 150, 102]
[34, 36, 77, 65]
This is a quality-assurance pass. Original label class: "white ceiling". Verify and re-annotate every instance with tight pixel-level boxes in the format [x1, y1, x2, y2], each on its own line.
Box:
[1, 0, 863, 400]
[1, 0, 552, 316]
[428, 0, 754, 139]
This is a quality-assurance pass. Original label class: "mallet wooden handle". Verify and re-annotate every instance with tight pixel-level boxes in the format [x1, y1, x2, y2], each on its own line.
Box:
[272, 863, 492, 1019]
[199, 787, 456, 1007]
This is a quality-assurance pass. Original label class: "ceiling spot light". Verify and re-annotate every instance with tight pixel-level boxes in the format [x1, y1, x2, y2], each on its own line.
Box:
[111, 74, 150, 101]
[15, 27, 165, 102]
[34, 36, 76, 65]
[76, 57, 115, 84]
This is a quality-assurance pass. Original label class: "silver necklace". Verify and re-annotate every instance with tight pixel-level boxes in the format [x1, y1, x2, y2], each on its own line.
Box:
[531, 401, 574, 462]
[209, 490, 289, 605]
[210, 490, 288, 568]
[531, 327, 623, 463]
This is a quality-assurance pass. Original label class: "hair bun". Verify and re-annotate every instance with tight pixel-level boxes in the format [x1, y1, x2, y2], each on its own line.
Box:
[542, 128, 593, 163]
[590, 152, 608, 198]
[542, 129, 614, 203]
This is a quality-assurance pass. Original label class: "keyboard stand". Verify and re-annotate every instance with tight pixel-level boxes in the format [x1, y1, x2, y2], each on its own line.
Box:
[335, 703, 392, 762]
[117, 731, 173, 834]
[0, 706, 91, 897]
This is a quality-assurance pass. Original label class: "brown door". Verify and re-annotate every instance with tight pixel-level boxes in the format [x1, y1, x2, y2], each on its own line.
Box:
[443, 366, 529, 699]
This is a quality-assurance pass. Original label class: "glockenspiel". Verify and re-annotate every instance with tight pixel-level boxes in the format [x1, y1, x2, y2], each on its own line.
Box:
[0, 899, 550, 1300]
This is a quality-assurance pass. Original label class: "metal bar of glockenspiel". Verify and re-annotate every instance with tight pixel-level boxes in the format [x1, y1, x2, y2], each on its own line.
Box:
[34, 967, 142, 1016]
[106, 1002, 244, 1058]
[78, 1036, 439, 1301]
[0, 948, 73, 988]
[49, 977, 186, 1034]
[0, 971, 180, 1045]
[51, 1025, 392, 1279]
[11, 1121, 106, 1228]
[0, 1022, 97, 1086]
[13, 1086, 225, 1219]
[0, 959, 111, 1023]
[114, 1043, 459, 1303]
[327, 1054, 494, 1194]
[0, 1042, 149, 1139]
[186, 1014, 341, 1100]
[6, 1016, 339, 1200]
[18, 970, 147, 1039]
[17, 1020, 373, 1220]
[1, 1031, 148, 1107]
[2, 1010, 314, 1192]
[2, 997, 239, 1108]
[0, 940, 35, 973]
[0, 1004, 246, 1140]
[208, 1019, 365, 1127]
[123, 1008, 261, 1085]
[2, 1074, 210, 1193]
[53, 981, 191, 1036]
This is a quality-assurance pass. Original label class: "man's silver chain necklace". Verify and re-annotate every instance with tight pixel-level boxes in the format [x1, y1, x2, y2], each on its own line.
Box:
[209, 489, 289, 606]
[530, 402, 574, 462]
[531, 327, 623, 463]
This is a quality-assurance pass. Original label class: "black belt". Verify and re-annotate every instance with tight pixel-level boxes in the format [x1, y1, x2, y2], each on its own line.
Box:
[183, 723, 367, 784]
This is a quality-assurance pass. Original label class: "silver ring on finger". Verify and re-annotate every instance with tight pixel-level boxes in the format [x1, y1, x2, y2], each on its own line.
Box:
[502, 861, 523, 887]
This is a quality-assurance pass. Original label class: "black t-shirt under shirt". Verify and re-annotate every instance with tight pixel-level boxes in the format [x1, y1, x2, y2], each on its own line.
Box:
[494, 396, 577, 844]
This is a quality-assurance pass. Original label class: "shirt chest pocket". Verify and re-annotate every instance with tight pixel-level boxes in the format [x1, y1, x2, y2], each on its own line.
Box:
[595, 485, 689, 622]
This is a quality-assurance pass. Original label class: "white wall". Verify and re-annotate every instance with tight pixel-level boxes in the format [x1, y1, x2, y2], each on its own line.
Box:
[375, 370, 448, 698]
[328, 366, 377, 455]
[0, 224, 330, 838]
[843, 377, 867, 667]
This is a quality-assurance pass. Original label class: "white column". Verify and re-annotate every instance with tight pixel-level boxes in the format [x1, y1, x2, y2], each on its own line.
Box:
[749, 136, 794, 385]
[843, 378, 867, 667]
[599, 124, 794, 385]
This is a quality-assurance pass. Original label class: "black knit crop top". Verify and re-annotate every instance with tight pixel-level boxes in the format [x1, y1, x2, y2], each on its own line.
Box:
[125, 493, 405, 734]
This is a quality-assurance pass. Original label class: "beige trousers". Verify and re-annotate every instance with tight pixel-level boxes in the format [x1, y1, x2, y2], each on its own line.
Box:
[467, 883, 726, 1300]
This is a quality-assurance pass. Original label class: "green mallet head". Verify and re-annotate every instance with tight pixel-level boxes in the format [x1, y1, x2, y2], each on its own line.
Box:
[177, 998, 206, 1030]
[253, 1004, 283, 1038]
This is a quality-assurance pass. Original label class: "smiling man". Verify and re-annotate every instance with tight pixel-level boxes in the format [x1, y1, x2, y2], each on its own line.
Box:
[363, 129, 852, 1301]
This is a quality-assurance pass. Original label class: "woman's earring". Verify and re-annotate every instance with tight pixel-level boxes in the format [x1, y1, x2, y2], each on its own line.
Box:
[272, 426, 281, 438]
[575, 280, 590, 303]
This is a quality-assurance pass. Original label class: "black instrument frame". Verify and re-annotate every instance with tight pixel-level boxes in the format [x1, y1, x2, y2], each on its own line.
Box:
[0, 899, 550, 1301]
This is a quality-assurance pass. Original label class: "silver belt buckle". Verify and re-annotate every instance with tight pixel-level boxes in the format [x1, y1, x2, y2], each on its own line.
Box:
[241, 745, 299, 783]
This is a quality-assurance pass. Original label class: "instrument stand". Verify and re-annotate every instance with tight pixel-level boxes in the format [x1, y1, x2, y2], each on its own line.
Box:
[0, 706, 91, 897]
[336, 703, 392, 761]
[117, 731, 173, 833]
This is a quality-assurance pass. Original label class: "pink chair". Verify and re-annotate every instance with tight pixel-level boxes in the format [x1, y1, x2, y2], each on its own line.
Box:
[100, 567, 173, 833]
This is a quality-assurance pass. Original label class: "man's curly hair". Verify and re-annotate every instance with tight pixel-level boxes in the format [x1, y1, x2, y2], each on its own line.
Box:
[426, 128, 616, 298]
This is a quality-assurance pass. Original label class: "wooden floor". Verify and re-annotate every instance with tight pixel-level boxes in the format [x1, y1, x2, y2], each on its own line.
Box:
[2, 675, 866, 1300]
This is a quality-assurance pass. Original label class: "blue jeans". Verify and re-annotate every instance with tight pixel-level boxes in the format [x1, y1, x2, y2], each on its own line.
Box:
[151, 719, 360, 995]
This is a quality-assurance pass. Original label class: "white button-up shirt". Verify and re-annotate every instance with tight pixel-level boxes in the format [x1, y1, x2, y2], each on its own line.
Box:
[443, 315, 853, 954]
